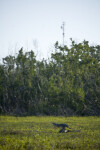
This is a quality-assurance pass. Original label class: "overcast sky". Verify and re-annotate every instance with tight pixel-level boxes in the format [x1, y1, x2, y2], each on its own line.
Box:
[0, 0, 100, 61]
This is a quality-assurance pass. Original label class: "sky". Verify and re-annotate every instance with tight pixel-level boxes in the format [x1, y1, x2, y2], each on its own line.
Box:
[0, 0, 100, 61]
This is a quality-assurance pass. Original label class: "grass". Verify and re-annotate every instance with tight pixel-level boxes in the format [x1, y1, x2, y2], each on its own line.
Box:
[0, 116, 100, 150]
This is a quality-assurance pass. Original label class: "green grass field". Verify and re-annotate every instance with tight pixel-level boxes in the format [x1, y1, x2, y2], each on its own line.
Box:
[0, 116, 100, 150]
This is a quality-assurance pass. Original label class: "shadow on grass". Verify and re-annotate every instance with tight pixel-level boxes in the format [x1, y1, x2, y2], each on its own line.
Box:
[0, 129, 24, 136]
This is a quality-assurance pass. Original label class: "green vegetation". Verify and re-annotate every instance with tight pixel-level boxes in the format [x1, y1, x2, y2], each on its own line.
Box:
[0, 116, 100, 150]
[0, 39, 100, 115]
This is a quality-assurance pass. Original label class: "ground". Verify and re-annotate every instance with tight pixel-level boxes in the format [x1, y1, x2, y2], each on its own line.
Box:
[0, 116, 100, 150]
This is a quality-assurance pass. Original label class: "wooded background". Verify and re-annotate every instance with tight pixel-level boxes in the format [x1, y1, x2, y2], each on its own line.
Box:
[0, 40, 100, 116]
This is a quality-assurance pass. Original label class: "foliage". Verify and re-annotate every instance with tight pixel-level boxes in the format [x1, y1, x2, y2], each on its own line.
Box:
[0, 40, 100, 115]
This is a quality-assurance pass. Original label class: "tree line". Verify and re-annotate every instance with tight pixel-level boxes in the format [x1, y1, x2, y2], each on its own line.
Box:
[0, 39, 100, 116]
